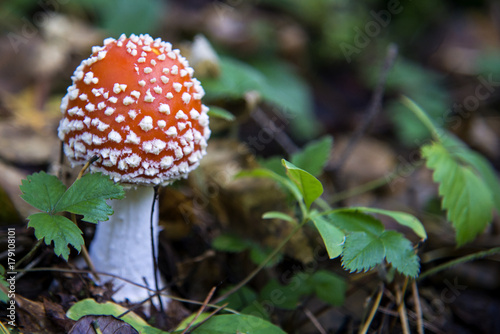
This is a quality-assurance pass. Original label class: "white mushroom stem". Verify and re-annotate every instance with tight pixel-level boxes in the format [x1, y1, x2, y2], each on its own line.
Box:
[89, 185, 169, 306]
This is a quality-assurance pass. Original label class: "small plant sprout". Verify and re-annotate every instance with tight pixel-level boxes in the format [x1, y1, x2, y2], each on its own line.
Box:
[57, 34, 210, 305]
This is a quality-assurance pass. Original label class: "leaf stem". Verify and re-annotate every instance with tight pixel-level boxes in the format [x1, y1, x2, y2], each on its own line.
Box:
[16, 239, 43, 268]
[213, 217, 308, 304]
[418, 247, 500, 281]
[401, 96, 442, 142]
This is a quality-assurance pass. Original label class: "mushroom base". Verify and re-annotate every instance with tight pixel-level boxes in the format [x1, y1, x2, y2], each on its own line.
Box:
[89, 186, 169, 307]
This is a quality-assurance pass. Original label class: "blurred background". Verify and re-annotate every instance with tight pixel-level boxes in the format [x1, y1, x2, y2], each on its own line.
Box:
[0, 0, 499, 332]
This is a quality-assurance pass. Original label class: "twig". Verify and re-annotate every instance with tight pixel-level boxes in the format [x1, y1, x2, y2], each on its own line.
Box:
[358, 284, 384, 334]
[250, 107, 299, 155]
[395, 281, 411, 334]
[303, 307, 327, 334]
[181, 287, 217, 334]
[184, 302, 229, 333]
[412, 280, 424, 334]
[330, 43, 399, 173]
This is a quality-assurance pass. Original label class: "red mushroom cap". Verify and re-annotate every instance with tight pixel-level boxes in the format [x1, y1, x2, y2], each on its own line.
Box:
[58, 34, 210, 185]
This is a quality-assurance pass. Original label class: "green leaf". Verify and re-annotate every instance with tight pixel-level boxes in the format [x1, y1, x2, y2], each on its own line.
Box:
[203, 56, 268, 99]
[191, 314, 286, 334]
[66, 298, 168, 334]
[27, 213, 84, 261]
[450, 143, 500, 213]
[380, 231, 420, 277]
[341, 232, 385, 273]
[422, 142, 494, 245]
[328, 210, 385, 236]
[310, 212, 344, 259]
[237, 168, 302, 203]
[259, 279, 308, 310]
[207, 106, 235, 121]
[262, 211, 296, 224]
[218, 285, 258, 311]
[291, 136, 334, 176]
[308, 270, 346, 306]
[254, 60, 318, 139]
[175, 313, 211, 332]
[212, 234, 250, 253]
[20, 171, 66, 212]
[347, 207, 427, 240]
[54, 172, 125, 224]
[282, 159, 323, 209]
[249, 245, 282, 267]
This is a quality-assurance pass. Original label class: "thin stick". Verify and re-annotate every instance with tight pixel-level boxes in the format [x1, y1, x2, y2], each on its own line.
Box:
[303, 307, 327, 334]
[412, 280, 424, 334]
[181, 287, 217, 334]
[395, 282, 411, 334]
[250, 107, 299, 155]
[185, 302, 229, 333]
[150, 185, 164, 314]
[358, 284, 384, 334]
[331, 44, 398, 173]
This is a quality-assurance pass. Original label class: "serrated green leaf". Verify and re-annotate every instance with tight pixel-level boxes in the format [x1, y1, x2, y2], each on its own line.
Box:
[207, 105, 235, 121]
[282, 159, 323, 209]
[450, 143, 500, 213]
[27, 213, 84, 260]
[348, 207, 427, 240]
[422, 142, 494, 245]
[308, 270, 346, 306]
[380, 230, 420, 277]
[20, 171, 67, 212]
[66, 298, 168, 334]
[54, 172, 125, 223]
[310, 212, 344, 259]
[291, 136, 333, 176]
[262, 211, 296, 224]
[328, 210, 385, 236]
[212, 234, 250, 253]
[191, 314, 286, 334]
[341, 232, 385, 273]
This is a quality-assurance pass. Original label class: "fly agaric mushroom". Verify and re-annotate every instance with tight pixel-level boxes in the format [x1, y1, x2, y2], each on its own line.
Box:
[57, 34, 210, 304]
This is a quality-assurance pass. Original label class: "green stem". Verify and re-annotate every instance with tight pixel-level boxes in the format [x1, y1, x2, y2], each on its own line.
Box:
[16, 239, 43, 268]
[213, 218, 308, 304]
[418, 247, 500, 281]
[401, 96, 442, 142]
